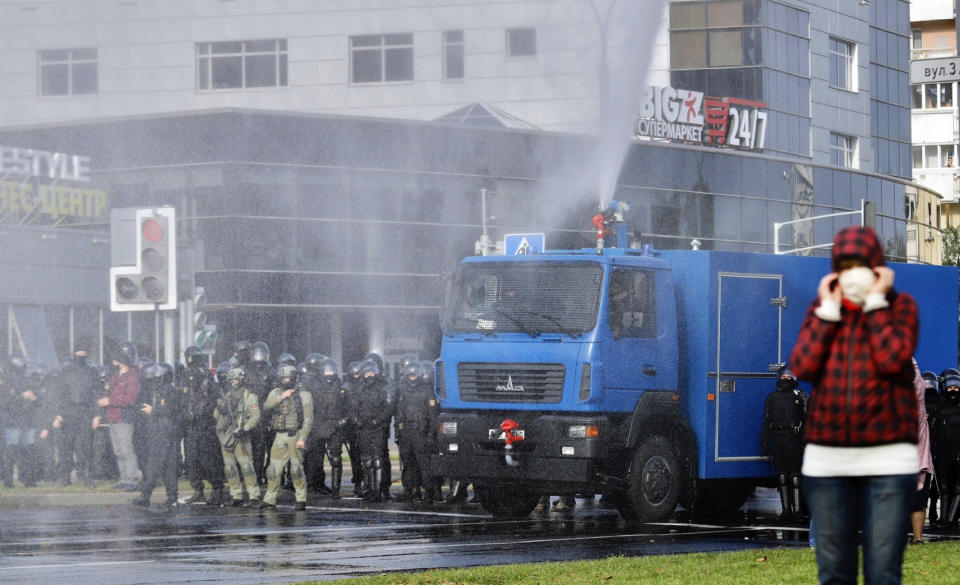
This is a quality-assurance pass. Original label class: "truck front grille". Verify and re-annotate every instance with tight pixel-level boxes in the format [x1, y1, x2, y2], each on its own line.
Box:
[457, 362, 565, 403]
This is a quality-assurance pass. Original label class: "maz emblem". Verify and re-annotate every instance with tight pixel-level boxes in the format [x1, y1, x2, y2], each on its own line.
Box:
[496, 375, 525, 392]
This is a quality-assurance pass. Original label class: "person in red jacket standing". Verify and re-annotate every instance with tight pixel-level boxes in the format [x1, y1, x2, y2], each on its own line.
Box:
[790, 225, 918, 585]
[92, 342, 141, 491]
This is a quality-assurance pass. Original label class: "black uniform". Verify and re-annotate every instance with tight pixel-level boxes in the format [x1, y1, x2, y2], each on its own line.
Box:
[305, 366, 349, 497]
[395, 364, 439, 502]
[182, 362, 226, 503]
[352, 363, 394, 501]
[923, 372, 942, 523]
[55, 357, 100, 485]
[131, 365, 183, 507]
[936, 380, 960, 525]
[342, 362, 364, 494]
[761, 371, 807, 519]
[246, 361, 276, 485]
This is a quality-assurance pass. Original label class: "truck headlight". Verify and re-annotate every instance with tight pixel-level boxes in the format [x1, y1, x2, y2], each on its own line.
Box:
[567, 424, 599, 439]
[440, 421, 458, 436]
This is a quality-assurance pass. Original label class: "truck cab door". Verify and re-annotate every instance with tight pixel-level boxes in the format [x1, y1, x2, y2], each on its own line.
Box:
[602, 267, 664, 393]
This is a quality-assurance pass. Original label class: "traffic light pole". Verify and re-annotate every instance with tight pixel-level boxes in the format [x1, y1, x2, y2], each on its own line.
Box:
[154, 307, 160, 362]
[164, 310, 176, 366]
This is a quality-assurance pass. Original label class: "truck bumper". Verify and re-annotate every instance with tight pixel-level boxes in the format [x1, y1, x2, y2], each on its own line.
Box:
[432, 411, 615, 489]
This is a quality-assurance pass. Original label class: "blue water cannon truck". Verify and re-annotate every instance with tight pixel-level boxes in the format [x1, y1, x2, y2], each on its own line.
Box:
[432, 225, 959, 521]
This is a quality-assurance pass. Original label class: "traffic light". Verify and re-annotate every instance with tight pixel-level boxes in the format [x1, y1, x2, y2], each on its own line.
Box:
[110, 207, 177, 311]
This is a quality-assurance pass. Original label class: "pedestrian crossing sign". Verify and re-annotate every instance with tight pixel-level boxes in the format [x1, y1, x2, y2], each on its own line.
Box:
[504, 233, 545, 256]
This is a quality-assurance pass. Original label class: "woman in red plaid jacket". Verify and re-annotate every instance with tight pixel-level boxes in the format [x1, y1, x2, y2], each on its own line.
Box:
[790, 225, 918, 585]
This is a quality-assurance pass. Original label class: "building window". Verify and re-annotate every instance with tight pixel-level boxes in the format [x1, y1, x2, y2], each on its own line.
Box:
[196, 40, 287, 90]
[912, 82, 953, 109]
[669, 0, 765, 70]
[830, 132, 857, 168]
[38, 48, 97, 96]
[506, 28, 536, 57]
[350, 34, 414, 83]
[912, 144, 955, 168]
[828, 37, 855, 91]
[911, 28, 922, 50]
[443, 30, 464, 80]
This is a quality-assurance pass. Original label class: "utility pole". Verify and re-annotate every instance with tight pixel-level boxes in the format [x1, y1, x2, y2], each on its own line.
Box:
[587, 0, 621, 132]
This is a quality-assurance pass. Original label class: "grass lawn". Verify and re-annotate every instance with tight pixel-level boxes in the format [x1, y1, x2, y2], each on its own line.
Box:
[296, 540, 960, 585]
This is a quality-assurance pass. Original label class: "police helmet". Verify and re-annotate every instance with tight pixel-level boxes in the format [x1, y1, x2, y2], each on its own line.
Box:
[26, 364, 48, 383]
[346, 361, 362, 381]
[359, 359, 380, 381]
[420, 361, 435, 385]
[216, 361, 231, 385]
[143, 363, 166, 381]
[113, 342, 138, 367]
[158, 362, 174, 385]
[399, 353, 420, 371]
[250, 342, 270, 365]
[232, 340, 252, 362]
[227, 367, 246, 383]
[403, 361, 424, 382]
[363, 352, 385, 373]
[184, 345, 205, 367]
[922, 371, 940, 392]
[941, 368, 960, 382]
[7, 354, 27, 374]
[320, 357, 339, 379]
[95, 365, 112, 384]
[305, 353, 326, 372]
[297, 362, 309, 378]
[944, 373, 960, 391]
[777, 366, 797, 380]
[277, 364, 298, 387]
[277, 353, 297, 367]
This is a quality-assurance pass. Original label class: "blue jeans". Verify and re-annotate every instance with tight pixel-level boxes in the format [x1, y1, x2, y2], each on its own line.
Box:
[804, 474, 914, 585]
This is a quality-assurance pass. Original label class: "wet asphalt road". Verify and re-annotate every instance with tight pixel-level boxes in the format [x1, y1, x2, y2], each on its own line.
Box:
[0, 488, 829, 585]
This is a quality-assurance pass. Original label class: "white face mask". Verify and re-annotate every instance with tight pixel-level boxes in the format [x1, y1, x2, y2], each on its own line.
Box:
[837, 266, 876, 306]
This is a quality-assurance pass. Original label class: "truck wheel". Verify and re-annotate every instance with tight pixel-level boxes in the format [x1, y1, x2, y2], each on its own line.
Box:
[620, 435, 681, 522]
[475, 484, 540, 519]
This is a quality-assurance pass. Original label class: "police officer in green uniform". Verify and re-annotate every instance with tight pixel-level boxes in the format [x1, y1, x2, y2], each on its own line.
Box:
[214, 367, 262, 507]
[261, 364, 313, 510]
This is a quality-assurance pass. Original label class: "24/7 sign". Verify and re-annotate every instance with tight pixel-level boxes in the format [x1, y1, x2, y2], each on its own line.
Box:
[910, 56, 960, 84]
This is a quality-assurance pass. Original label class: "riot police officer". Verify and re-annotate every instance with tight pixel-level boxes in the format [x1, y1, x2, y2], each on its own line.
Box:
[395, 361, 440, 503]
[232, 340, 252, 368]
[305, 358, 349, 498]
[761, 366, 808, 520]
[937, 372, 960, 526]
[923, 371, 943, 524]
[247, 341, 276, 485]
[352, 360, 394, 502]
[214, 367, 262, 507]
[215, 362, 231, 387]
[364, 352, 397, 499]
[130, 363, 182, 508]
[182, 346, 226, 506]
[343, 360, 364, 495]
[51, 350, 99, 486]
[261, 364, 313, 510]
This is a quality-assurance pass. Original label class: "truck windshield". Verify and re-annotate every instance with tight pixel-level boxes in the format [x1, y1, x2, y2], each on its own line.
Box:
[443, 261, 603, 336]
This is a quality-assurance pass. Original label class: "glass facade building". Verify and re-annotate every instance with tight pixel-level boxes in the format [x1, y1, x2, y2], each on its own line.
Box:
[0, 109, 942, 367]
